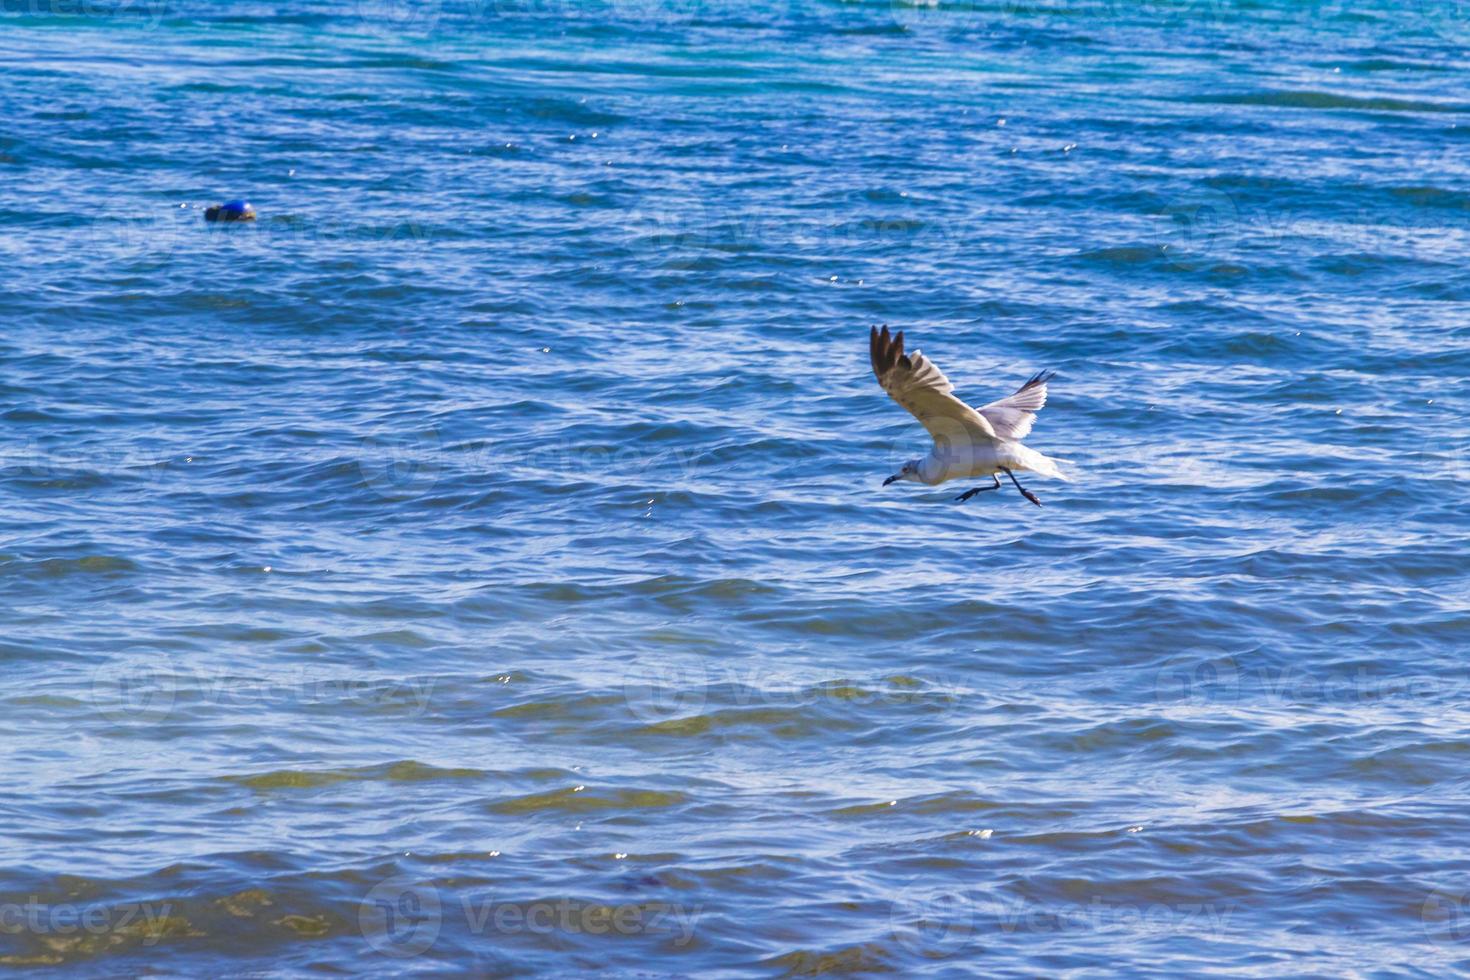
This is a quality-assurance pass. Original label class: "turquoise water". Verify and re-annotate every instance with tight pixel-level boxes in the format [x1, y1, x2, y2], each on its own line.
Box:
[3, 1, 1470, 974]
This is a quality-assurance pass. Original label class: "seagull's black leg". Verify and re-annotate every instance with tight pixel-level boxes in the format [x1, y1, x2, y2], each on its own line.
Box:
[955, 475, 1001, 502]
[1000, 467, 1042, 507]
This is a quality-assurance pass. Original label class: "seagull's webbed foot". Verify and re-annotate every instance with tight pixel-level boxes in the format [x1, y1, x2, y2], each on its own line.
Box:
[1000, 467, 1042, 507]
[955, 475, 1002, 502]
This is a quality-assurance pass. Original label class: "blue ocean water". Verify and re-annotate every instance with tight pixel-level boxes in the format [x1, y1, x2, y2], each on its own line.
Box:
[3, 0, 1470, 974]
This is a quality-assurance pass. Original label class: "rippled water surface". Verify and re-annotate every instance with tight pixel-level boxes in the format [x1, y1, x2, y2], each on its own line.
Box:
[3, 0, 1470, 974]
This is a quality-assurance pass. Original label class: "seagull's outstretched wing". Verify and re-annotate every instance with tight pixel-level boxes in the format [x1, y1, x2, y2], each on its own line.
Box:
[870, 325, 996, 443]
[977, 370, 1055, 441]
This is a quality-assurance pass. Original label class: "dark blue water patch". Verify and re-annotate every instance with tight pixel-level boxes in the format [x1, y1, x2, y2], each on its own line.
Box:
[1332, 57, 1458, 73]
[1183, 89, 1470, 114]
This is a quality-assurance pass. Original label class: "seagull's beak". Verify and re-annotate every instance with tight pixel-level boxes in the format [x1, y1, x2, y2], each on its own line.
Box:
[883, 474, 900, 487]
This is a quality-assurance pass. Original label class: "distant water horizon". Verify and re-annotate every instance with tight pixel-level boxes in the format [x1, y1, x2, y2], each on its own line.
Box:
[2, 0, 1469, 974]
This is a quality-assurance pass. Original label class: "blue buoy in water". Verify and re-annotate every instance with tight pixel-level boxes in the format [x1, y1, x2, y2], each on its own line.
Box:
[204, 200, 256, 222]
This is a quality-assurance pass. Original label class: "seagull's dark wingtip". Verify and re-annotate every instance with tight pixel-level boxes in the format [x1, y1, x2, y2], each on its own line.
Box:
[1019, 369, 1056, 392]
[871, 324, 904, 378]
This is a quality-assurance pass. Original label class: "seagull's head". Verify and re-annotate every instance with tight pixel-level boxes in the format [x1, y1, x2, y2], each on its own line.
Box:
[883, 459, 923, 487]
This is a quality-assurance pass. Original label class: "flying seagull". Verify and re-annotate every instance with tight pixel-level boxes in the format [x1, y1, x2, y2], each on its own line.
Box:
[870, 325, 1069, 506]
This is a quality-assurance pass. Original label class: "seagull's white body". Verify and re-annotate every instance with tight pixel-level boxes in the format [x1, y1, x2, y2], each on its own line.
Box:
[869, 325, 1070, 505]
[910, 438, 1065, 487]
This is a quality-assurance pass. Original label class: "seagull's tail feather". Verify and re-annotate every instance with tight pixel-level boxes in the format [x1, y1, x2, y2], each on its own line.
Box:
[1014, 445, 1072, 482]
